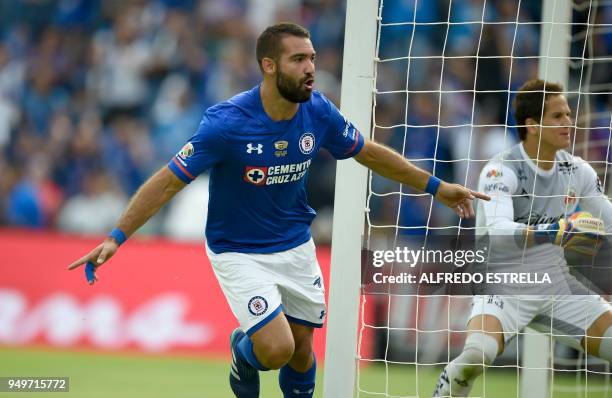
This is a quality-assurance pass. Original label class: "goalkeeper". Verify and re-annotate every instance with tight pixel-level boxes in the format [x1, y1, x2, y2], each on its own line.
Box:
[434, 79, 612, 397]
[64, 22, 488, 398]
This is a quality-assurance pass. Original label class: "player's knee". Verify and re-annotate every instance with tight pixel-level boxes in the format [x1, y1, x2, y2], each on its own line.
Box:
[596, 326, 612, 362]
[259, 340, 295, 370]
[290, 339, 314, 368]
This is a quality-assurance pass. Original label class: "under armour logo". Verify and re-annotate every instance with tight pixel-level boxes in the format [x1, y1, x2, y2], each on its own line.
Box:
[246, 143, 263, 154]
[313, 276, 321, 288]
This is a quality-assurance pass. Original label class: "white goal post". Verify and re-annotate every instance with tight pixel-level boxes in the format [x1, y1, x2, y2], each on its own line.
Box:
[322, 1, 378, 397]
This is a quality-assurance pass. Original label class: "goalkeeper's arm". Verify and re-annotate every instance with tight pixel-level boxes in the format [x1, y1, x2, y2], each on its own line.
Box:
[67, 166, 187, 272]
[477, 162, 605, 252]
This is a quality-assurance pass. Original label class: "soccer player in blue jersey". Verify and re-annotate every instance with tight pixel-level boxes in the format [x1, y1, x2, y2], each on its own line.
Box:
[69, 23, 489, 398]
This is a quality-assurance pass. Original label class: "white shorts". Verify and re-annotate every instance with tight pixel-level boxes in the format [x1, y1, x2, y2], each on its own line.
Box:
[207, 239, 326, 336]
[469, 294, 611, 349]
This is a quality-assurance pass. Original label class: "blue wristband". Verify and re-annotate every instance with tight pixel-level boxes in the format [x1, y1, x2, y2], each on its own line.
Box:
[425, 175, 442, 196]
[109, 227, 127, 246]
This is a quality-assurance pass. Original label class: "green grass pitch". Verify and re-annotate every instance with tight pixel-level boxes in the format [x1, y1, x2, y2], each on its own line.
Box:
[0, 346, 608, 397]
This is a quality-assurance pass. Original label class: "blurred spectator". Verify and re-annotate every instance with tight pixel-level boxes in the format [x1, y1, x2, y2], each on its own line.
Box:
[57, 170, 127, 234]
[89, 8, 153, 120]
[152, 73, 201, 161]
[21, 63, 69, 135]
[6, 151, 63, 228]
[101, 116, 154, 195]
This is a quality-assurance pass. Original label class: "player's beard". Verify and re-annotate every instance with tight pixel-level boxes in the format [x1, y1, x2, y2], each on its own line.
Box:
[276, 69, 312, 103]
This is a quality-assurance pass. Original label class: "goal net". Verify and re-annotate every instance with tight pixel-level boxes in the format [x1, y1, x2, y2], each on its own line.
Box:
[324, 0, 612, 397]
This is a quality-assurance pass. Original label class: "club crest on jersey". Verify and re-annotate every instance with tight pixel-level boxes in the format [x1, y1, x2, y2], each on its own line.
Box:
[274, 140, 288, 157]
[178, 142, 194, 160]
[299, 132, 315, 155]
[246, 143, 263, 154]
[244, 166, 268, 186]
[248, 296, 268, 316]
[564, 188, 577, 205]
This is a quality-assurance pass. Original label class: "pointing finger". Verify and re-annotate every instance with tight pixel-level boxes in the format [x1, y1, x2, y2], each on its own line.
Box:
[68, 254, 91, 270]
[470, 190, 490, 201]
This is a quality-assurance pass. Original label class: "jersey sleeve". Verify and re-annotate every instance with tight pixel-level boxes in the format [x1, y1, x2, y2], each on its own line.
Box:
[576, 160, 612, 234]
[478, 162, 524, 237]
[167, 112, 226, 183]
[321, 97, 365, 159]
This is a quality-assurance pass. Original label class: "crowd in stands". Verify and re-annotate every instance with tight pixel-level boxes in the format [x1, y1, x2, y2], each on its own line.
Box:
[0, 0, 609, 241]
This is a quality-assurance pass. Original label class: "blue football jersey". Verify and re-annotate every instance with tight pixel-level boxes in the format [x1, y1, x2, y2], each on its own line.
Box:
[168, 85, 364, 254]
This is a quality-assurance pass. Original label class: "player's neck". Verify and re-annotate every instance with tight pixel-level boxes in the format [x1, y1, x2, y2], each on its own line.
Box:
[522, 141, 556, 171]
[260, 80, 299, 121]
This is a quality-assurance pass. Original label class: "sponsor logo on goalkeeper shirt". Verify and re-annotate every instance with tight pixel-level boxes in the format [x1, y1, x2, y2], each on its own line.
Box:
[558, 161, 579, 175]
[248, 296, 268, 316]
[516, 213, 562, 225]
[486, 169, 503, 178]
[243, 159, 312, 186]
[483, 182, 509, 193]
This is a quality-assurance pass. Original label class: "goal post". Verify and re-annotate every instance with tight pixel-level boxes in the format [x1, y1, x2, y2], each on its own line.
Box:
[520, 1, 572, 397]
[322, 0, 378, 397]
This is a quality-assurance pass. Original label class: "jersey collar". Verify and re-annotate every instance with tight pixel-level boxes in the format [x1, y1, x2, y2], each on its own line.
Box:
[254, 84, 301, 130]
[519, 143, 557, 178]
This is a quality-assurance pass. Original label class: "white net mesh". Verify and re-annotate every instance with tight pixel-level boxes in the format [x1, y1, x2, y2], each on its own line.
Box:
[357, 0, 612, 397]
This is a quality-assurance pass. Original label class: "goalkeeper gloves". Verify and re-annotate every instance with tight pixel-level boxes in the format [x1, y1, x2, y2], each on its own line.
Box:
[533, 211, 605, 256]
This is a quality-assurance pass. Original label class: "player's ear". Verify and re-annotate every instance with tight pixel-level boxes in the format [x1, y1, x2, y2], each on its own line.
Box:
[261, 57, 276, 76]
[525, 117, 539, 136]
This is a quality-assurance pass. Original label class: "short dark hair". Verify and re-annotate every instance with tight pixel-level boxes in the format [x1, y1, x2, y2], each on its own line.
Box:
[256, 22, 311, 72]
[513, 79, 564, 141]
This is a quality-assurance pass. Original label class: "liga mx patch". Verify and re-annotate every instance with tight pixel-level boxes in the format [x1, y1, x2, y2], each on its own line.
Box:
[248, 296, 268, 316]
[244, 166, 268, 186]
[178, 142, 194, 160]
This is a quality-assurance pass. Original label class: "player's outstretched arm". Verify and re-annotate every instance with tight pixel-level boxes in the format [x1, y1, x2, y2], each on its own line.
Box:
[354, 139, 490, 218]
[67, 166, 187, 282]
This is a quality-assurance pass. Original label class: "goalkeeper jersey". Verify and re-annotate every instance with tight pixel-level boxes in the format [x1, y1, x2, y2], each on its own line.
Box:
[168, 85, 364, 254]
[476, 143, 612, 266]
